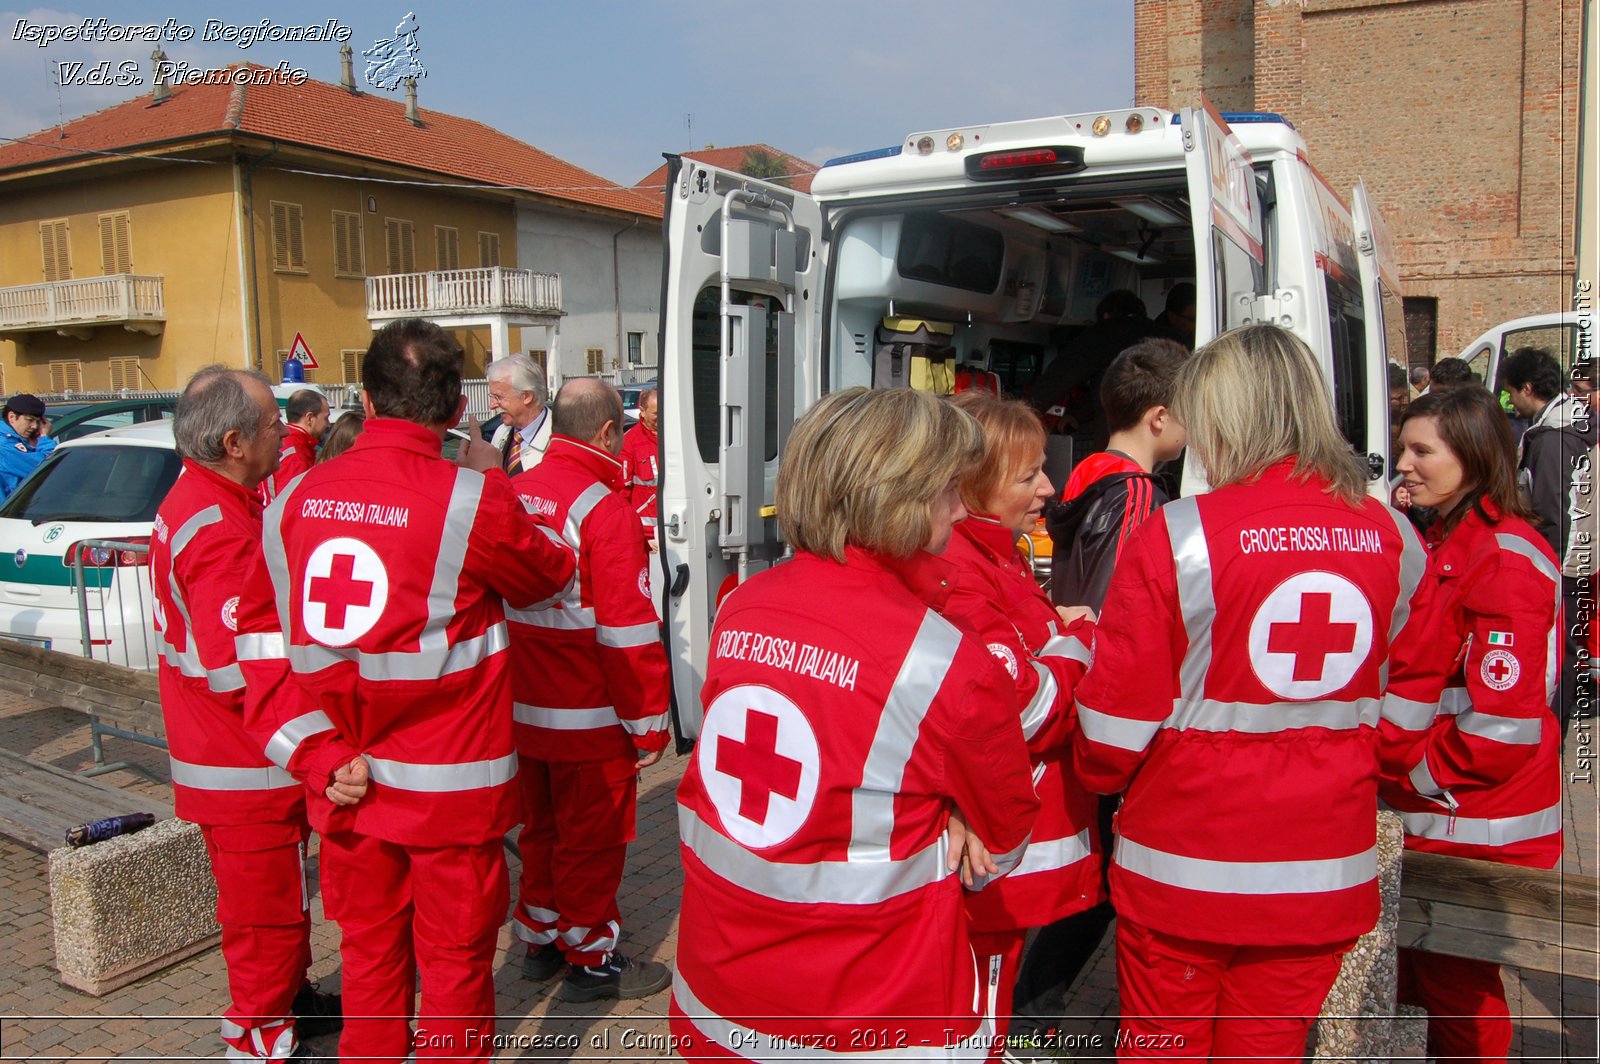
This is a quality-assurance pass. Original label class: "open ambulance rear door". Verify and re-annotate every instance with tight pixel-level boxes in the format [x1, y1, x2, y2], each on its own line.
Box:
[1178, 97, 1267, 494]
[1352, 178, 1409, 469]
[656, 157, 826, 744]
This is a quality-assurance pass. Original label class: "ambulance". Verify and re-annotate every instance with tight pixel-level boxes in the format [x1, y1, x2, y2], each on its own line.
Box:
[656, 98, 1405, 739]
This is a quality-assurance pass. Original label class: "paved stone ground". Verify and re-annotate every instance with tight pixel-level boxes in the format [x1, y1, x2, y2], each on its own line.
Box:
[0, 687, 1595, 1061]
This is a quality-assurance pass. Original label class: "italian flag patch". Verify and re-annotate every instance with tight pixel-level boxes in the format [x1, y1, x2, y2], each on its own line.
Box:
[1487, 631, 1514, 647]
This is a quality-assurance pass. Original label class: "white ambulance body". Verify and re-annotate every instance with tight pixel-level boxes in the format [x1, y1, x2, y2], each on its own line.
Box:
[657, 99, 1405, 739]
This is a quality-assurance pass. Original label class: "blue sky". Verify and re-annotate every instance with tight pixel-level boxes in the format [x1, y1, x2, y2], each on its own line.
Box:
[0, 1, 1134, 186]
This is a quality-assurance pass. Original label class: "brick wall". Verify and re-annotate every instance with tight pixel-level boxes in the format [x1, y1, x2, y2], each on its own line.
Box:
[1133, 0, 1580, 359]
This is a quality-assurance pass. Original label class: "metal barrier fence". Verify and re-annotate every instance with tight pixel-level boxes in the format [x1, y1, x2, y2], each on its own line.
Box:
[71, 539, 165, 777]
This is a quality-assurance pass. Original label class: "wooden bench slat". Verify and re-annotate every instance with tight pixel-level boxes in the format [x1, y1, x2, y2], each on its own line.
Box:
[0, 641, 165, 740]
[1401, 849, 1598, 922]
[0, 750, 171, 853]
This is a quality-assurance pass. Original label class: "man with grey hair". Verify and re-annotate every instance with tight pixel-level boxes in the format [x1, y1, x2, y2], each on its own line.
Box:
[505, 376, 671, 1001]
[487, 354, 553, 474]
[153, 366, 340, 1062]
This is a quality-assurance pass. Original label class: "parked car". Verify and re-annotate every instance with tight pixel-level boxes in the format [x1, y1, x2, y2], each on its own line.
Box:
[0, 421, 179, 668]
[47, 396, 178, 444]
[621, 379, 657, 426]
[1454, 312, 1594, 392]
[442, 412, 504, 462]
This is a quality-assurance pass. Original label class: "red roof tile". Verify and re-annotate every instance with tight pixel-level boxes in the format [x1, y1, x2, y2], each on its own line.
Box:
[635, 144, 819, 196]
[0, 67, 660, 218]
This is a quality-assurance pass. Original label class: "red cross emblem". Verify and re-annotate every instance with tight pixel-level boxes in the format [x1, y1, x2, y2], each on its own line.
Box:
[1480, 648, 1520, 691]
[309, 553, 373, 629]
[1267, 592, 1358, 682]
[716, 710, 803, 825]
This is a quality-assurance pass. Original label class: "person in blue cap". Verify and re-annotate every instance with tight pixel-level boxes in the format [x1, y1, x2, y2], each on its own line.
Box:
[0, 394, 57, 497]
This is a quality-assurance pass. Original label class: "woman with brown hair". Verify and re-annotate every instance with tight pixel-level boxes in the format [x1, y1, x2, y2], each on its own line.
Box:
[931, 391, 1098, 1048]
[1383, 385, 1563, 1063]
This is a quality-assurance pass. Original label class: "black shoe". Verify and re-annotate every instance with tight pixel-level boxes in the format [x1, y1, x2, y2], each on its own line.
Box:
[521, 943, 566, 980]
[292, 982, 343, 1039]
[557, 952, 671, 1002]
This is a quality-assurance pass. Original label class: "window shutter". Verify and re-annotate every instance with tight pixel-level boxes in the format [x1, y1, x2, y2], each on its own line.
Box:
[272, 203, 305, 270]
[341, 349, 365, 384]
[386, 220, 414, 273]
[435, 227, 459, 270]
[108, 357, 139, 391]
[99, 213, 131, 274]
[333, 211, 363, 276]
[586, 348, 606, 374]
[49, 360, 83, 392]
[40, 220, 71, 282]
[478, 232, 500, 267]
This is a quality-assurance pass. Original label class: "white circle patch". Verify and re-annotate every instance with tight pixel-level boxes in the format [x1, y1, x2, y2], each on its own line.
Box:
[220, 596, 239, 632]
[638, 566, 651, 599]
[303, 537, 388, 647]
[1247, 572, 1375, 700]
[1480, 648, 1521, 691]
[986, 642, 1019, 679]
[699, 684, 820, 849]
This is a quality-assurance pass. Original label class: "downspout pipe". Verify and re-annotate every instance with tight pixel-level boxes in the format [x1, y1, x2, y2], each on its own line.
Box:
[240, 142, 280, 372]
[613, 216, 640, 379]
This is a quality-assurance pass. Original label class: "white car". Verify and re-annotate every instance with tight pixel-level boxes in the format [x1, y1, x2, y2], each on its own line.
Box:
[0, 421, 180, 669]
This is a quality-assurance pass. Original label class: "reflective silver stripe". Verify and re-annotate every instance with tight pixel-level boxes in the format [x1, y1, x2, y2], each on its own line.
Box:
[1398, 802, 1562, 846]
[265, 710, 336, 769]
[1039, 633, 1092, 667]
[1381, 693, 1440, 731]
[1164, 497, 1215, 702]
[620, 710, 669, 737]
[1439, 687, 1470, 716]
[364, 751, 517, 792]
[289, 622, 508, 680]
[990, 832, 1031, 877]
[419, 470, 484, 655]
[1165, 696, 1379, 734]
[596, 621, 658, 648]
[513, 702, 620, 730]
[671, 969, 989, 1062]
[1380, 507, 1429, 686]
[1010, 829, 1093, 879]
[682, 805, 949, 906]
[169, 757, 298, 791]
[1496, 532, 1562, 704]
[162, 505, 246, 693]
[562, 918, 619, 954]
[235, 631, 286, 661]
[1408, 754, 1449, 800]
[1077, 703, 1161, 753]
[1115, 834, 1377, 895]
[159, 639, 246, 693]
[219, 1018, 247, 1039]
[260, 476, 302, 651]
[505, 604, 596, 630]
[1456, 708, 1544, 745]
[850, 611, 960, 861]
[629, 476, 658, 487]
[563, 481, 612, 550]
[523, 903, 558, 923]
[1018, 661, 1057, 741]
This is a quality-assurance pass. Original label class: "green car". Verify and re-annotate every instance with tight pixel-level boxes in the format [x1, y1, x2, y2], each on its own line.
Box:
[46, 397, 178, 444]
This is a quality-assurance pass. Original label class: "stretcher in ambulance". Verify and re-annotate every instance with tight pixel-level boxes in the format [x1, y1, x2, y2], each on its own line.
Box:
[656, 97, 1405, 741]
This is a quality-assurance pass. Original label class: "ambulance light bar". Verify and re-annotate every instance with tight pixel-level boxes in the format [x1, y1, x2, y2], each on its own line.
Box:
[964, 146, 1085, 181]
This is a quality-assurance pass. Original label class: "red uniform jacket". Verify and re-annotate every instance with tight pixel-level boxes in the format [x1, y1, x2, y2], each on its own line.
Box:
[918, 516, 1101, 931]
[507, 435, 669, 761]
[235, 418, 576, 847]
[259, 424, 316, 505]
[671, 547, 1040, 1059]
[1378, 501, 1563, 869]
[618, 421, 658, 536]
[1073, 462, 1426, 946]
[152, 460, 305, 827]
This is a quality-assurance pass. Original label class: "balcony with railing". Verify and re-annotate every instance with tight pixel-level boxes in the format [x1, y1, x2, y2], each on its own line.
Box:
[0, 275, 165, 336]
[365, 267, 562, 321]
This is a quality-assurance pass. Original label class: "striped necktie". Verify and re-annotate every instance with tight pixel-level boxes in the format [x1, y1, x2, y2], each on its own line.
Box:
[504, 433, 522, 475]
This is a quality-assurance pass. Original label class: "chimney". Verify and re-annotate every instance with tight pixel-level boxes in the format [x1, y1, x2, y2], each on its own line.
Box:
[403, 77, 420, 126]
[339, 44, 356, 92]
[150, 47, 171, 104]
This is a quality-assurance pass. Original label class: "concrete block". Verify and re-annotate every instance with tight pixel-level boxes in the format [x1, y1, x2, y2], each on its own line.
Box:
[1312, 811, 1403, 1063]
[49, 817, 219, 995]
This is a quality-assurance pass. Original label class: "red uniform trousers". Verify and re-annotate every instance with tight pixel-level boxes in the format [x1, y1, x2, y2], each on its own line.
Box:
[319, 831, 507, 1064]
[201, 821, 312, 1060]
[513, 755, 636, 966]
[1397, 949, 1511, 1064]
[1115, 918, 1351, 1062]
[970, 929, 1027, 1058]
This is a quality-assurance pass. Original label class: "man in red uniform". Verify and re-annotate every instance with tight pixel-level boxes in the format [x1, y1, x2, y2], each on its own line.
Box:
[507, 377, 672, 1000]
[259, 389, 330, 503]
[152, 367, 340, 1061]
[236, 319, 576, 1063]
[618, 387, 659, 549]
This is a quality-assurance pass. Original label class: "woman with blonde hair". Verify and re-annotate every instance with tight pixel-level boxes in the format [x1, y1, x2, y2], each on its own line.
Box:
[671, 386, 1041, 1062]
[1072, 324, 1426, 1060]
[929, 390, 1099, 1048]
[1383, 385, 1562, 1062]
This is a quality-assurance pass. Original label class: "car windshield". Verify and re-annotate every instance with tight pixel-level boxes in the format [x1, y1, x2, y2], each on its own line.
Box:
[0, 446, 180, 524]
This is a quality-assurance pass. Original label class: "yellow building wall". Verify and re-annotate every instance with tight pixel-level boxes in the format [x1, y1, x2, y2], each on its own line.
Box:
[0, 164, 243, 391]
[245, 170, 518, 386]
